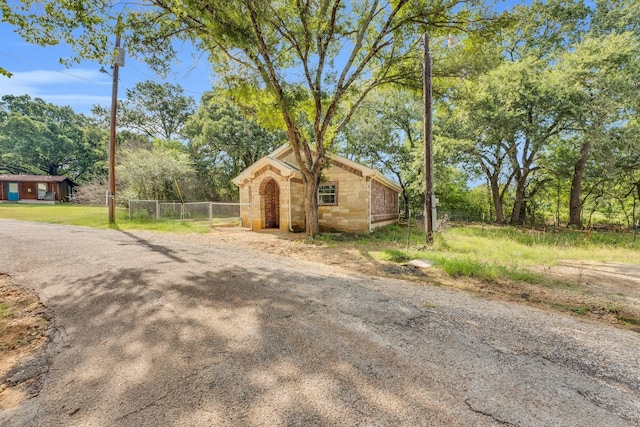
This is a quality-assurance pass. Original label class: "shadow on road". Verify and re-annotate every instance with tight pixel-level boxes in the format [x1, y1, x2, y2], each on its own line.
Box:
[36, 261, 461, 426]
[116, 230, 187, 263]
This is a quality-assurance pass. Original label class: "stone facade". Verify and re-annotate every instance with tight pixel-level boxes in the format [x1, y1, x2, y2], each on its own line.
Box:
[234, 145, 400, 233]
[371, 179, 400, 226]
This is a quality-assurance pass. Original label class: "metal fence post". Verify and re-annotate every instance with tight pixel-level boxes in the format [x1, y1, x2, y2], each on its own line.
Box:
[209, 201, 213, 227]
[128, 199, 131, 220]
[156, 200, 160, 221]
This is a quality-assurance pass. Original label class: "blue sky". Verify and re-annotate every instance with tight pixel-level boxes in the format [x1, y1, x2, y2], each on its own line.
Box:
[0, 23, 213, 115]
[1, 1, 522, 116]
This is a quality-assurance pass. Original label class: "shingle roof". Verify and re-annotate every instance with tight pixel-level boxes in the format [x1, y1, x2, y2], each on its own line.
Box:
[0, 174, 73, 183]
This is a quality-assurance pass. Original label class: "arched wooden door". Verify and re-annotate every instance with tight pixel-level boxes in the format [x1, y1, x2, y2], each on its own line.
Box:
[263, 179, 280, 229]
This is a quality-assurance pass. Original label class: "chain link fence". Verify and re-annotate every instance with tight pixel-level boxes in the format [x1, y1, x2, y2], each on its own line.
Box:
[129, 200, 251, 228]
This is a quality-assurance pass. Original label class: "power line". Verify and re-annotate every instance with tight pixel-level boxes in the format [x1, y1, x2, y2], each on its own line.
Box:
[0, 51, 98, 83]
[127, 63, 205, 96]
[1, 50, 206, 96]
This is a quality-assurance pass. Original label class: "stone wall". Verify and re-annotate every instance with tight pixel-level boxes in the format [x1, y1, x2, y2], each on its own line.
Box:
[290, 178, 306, 231]
[237, 148, 398, 233]
[238, 170, 292, 231]
[371, 179, 399, 224]
[318, 166, 370, 233]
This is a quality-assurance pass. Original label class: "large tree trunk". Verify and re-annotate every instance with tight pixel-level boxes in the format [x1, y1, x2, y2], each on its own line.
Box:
[489, 177, 505, 224]
[569, 139, 591, 228]
[509, 169, 532, 225]
[303, 176, 320, 238]
[283, 122, 324, 238]
[510, 181, 526, 225]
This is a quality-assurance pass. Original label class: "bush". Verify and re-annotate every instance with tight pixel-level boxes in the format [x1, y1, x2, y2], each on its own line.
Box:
[72, 178, 107, 205]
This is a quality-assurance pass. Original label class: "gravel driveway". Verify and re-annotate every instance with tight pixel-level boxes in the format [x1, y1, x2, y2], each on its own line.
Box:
[0, 219, 639, 426]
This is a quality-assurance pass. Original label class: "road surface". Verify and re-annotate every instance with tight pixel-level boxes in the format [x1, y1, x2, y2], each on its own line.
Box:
[0, 220, 639, 426]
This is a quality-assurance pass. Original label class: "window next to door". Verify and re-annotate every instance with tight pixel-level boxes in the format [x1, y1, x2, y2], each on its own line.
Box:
[318, 182, 338, 206]
[37, 183, 47, 200]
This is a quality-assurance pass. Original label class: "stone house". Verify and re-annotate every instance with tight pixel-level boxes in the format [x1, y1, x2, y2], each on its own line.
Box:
[232, 145, 401, 233]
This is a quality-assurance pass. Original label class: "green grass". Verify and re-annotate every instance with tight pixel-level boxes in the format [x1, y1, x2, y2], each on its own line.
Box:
[0, 203, 212, 233]
[319, 222, 640, 285]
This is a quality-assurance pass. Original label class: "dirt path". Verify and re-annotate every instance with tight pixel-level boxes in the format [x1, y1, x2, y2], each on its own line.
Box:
[1, 220, 639, 426]
[0, 276, 49, 411]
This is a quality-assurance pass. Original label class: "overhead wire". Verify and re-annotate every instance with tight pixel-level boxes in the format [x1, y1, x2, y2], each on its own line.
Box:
[0, 50, 99, 83]
[0, 50, 207, 97]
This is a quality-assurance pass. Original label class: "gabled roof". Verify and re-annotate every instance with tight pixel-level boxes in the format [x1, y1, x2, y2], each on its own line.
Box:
[231, 155, 301, 185]
[0, 174, 75, 184]
[241, 144, 402, 192]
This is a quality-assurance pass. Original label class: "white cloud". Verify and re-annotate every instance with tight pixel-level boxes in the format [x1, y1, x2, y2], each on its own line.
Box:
[0, 68, 111, 112]
[5, 68, 109, 86]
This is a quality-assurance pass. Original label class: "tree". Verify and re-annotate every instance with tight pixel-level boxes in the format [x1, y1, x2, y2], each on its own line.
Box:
[442, 0, 597, 225]
[194, 1, 493, 236]
[444, 56, 576, 225]
[120, 81, 195, 141]
[342, 88, 421, 220]
[92, 80, 195, 142]
[5, 1, 503, 235]
[562, 33, 640, 227]
[184, 91, 284, 200]
[0, 94, 107, 181]
[117, 143, 197, 202]
[2, 0, 493, 237]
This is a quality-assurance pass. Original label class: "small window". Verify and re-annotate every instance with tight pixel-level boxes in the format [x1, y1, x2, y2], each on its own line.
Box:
[37, 183, 47, 199]
[318, 183, 337, 205]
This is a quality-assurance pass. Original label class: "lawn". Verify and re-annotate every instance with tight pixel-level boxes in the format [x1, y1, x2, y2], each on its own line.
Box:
[318, 223, 640, 283]
[0, 203, 212, 233]
[315, 223, 640, 329]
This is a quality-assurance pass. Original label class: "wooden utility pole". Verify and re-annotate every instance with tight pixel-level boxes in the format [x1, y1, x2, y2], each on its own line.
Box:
[423, 33, 434, 243]
[108, 17, 123, 224]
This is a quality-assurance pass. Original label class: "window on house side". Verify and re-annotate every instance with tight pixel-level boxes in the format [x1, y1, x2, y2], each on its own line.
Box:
[37, 183, 47, 200]
[318, 184, 337, 205]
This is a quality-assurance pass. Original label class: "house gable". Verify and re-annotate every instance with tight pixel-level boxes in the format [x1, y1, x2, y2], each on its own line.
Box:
[271, 144, 400, 192]
[232, 156, 300, 186]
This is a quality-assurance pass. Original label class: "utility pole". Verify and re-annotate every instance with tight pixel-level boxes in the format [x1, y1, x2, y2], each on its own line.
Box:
[107, 17, 124, 224]
[423, 33, 434, 244]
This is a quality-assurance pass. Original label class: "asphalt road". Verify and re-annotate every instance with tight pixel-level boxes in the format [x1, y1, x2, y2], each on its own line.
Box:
[1, 219, 639, 426]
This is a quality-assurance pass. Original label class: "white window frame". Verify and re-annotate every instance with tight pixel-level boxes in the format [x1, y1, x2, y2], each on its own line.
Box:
[318, 182, 338, 206]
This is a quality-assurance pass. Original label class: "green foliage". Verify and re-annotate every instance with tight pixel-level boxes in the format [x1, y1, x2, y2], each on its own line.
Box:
[117, 145, 197, 202]
[135, 0, 494, 237]
[439, 0, 640, 228]
[184, 91, 284, 201]
[0, 0, 115, 71]
[118, 81, 195, 141]
[0, 94, 107, 182]
[341, 88, 422, 217]
[2, 0, 497, 237]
